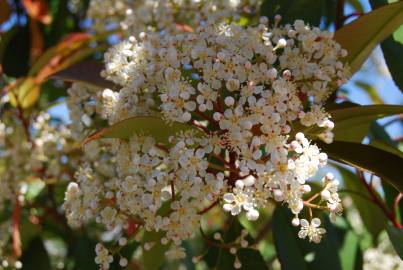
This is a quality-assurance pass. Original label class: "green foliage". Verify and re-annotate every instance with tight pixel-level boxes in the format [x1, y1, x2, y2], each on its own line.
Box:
[386, 225, 403, 259]
[329, 104, 403, 142]
[369, 123, 403, 221]
[334, 1, 403, 73]
[273, 206, 363, 270]
[318, 141, 403, 192]
[204, 218, 268, 270]
[21, 237, 52, 270]
[85, 116, 201, 144]
[1, 0, 403, 269]
[141, 230, 171, 270]
[337, 166, 386, 240]
[369, 0, 403, 92]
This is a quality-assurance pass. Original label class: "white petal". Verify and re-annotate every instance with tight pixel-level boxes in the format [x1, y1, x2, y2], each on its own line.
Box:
[223, 204, 233, 212]
[223, 193, 235, 203]
[311, 218, 321, 227]
[246, 209, 259, 221]
[300, 219, 309, 228]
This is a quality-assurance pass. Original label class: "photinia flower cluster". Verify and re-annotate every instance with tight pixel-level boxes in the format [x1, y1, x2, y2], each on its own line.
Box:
[87, 0, 262, 35]
[64, 12, 350, 268]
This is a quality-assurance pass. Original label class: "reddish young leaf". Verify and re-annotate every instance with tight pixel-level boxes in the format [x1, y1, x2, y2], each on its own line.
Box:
[22, 0, 52, 25]
[52, 60, 115, 89]
[28, 18, 44, 63]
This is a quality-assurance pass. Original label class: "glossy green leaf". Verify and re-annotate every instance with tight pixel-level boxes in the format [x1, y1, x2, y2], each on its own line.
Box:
[84, 116, 201, 144]
[337, 166, 387, 240]
[369, 122, 403, 221]
[338, 231, 363, 270]
[141, 203, 172, 270]
[354, 81, 384, 104]
[346, 0, 364, 12]
[141, 230, 171, 270]
[369, 0, 403, 92]
[304, 104, 403, 143]
[370, 140, 403, 158]
[273, 206, 344, 270]
[318, 141, 403, 192]
[207, 218, 268, 270]
[21, 238, 51, 270]
[386, 225, 403, 259]
[330, 104, 403, 142]
[334, 1, 403, 73]
[73, 234, 98, 270]
[272, 207, 308, 270]
[8, 77, 41, 109]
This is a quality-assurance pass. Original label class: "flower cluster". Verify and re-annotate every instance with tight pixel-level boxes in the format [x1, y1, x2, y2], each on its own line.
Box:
[64, 16, 350, 268]
[364, 236, 403, 270]
[66, 82, 104, 141]
[0, 113, 76, 211]
[87, 0, 262, 35]
[65, 134, 225, 262]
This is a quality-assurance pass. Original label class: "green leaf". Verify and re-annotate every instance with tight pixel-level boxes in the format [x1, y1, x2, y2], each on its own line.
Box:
[272, 207, 308, 270]
[369, 0, 403, 92]
[84, 116, 201, 144]
[141, 202, 172, 270]
[8, 77, 41, 109]
[273, 207, 344, 270]
[346, 0, 364, 13]
[370, 140, 403, 159]
[386, 225, 403, 259]
[260, 0, 336, 27]
[1, 25, 31, 77]
[369, 122, 403, 221]
[334, 1, 403, 73]
[338, 231, 363, 270]
[210, 218, 268, 270]
[236, 248, 268, 270]
[318, 141, 403, 192]
[337, 166, 387, 240]
[72, 234, 98, 270]
[304, 104, 403, 143]
[51, 60, 115, 89]
[21, 237, 51, 270]
[330, 104, 403, 142]
[354, 81, 384, 104]
[141, 230, 171, 270]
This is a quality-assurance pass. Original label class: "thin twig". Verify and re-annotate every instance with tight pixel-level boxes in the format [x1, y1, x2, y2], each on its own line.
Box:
[357, 170, 402, 228]
[392, 193, 403, 225]
[198, 200, 219, 215]
[199, 227, 231, 249]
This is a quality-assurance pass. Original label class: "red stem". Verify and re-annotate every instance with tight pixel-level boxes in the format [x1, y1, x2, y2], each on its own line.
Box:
[198, 200, 219, 215]
[12, 198, 22, 257]
[357, 171, 402, 228]
[392, 193, 402, 225]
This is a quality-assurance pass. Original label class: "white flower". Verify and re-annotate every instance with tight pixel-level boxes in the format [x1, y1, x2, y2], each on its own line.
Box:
[95, 243, 113, 269]
[298, 218, 326, 243]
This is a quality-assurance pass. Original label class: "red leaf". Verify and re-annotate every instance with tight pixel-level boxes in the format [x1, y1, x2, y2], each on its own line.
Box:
[22, 0, 52, 25]
[29, 18, 44, 63]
